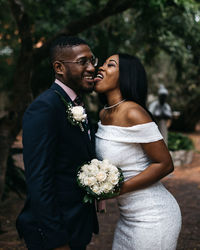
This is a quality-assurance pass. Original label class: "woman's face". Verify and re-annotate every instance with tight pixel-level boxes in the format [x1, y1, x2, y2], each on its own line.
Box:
[94, 54, 119, 93]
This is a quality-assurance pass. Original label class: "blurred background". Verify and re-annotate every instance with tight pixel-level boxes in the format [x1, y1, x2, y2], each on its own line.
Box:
[0, 0, 200, 249]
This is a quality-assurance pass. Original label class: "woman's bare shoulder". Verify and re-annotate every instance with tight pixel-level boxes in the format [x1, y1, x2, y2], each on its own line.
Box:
[122, 101, 152, 126]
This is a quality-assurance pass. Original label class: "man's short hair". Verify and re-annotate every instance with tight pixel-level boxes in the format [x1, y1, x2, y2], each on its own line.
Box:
[50, 35, 89, 63]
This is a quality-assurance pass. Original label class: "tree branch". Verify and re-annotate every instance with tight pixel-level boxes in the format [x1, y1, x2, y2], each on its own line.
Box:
[33, 0, 134, 62]
[8, 0, 32, 51]
[7, 0, 34, 123]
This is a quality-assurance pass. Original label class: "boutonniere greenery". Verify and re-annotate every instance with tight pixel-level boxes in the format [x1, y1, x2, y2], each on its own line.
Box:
[54, 90, 87, 132]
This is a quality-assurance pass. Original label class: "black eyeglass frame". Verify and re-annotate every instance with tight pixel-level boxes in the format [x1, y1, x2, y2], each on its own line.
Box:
[60, 57, 98, 67]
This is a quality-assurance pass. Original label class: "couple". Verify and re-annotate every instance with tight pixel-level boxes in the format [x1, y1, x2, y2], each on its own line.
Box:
[16, 36, 181, 250]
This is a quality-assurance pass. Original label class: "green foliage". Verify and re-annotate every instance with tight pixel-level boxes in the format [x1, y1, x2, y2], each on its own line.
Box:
[2, 149, 26, 201]
[1, 0, 200, 198]
[0, 0, 200, 127]
[0, 0, 19, 90]
[168, 132, 194, 151]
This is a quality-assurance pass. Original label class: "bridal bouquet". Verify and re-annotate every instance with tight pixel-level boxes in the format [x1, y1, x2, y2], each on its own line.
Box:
[77, 159, 124, 204]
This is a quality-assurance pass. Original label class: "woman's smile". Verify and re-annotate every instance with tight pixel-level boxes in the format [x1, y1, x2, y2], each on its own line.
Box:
[94, 54, 119, 93]
[94, 72, 104, 82]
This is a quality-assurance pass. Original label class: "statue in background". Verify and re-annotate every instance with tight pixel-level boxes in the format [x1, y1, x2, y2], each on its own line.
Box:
[149, 85, 172, 145]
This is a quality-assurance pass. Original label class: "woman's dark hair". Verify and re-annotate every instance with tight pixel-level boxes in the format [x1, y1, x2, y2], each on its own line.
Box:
[118, 53, 148, 109]
[98, 53, 154, 120]
[98, 54, 148, 108]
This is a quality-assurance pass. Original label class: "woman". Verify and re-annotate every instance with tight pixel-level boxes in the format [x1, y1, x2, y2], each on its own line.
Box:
[94, 54, 181, 250]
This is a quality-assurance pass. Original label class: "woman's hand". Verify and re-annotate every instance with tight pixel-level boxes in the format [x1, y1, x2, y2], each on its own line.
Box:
[97, 200, 106, 213]
[119, 182, 128, 195]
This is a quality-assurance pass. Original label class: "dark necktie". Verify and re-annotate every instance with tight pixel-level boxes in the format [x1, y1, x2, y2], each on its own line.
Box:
[74, 96, 84, 106]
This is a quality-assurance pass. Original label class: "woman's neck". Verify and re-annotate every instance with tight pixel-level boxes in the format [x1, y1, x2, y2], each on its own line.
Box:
[106, 90, 123, 107]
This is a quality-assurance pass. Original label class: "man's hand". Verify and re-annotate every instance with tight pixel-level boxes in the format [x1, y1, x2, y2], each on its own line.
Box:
[53, 245, 70, 250]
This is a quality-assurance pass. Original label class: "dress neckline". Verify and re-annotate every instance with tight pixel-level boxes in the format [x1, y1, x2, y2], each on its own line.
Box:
[98, 121, 155, 129]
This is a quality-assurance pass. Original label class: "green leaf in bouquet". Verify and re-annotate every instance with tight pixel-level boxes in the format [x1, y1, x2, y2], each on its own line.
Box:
[83, 194, 93, 204]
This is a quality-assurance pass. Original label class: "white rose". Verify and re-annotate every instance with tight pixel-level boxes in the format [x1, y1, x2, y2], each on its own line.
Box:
[108, 170, 119, 178]
[100, 163, 110, 172]
[87, 177, 97, 187]
[101, 182, 113, 193]
[78, 172, 86, 180]
[78, 173, 86, 185]
[102, 159, 110, 165]
[86, 164, 99, 176]
[96, 171, 107, 182]
[108, 177, 119, 186]
[100, 159, 112, 172]
[81, 164, 90, 172]
[91, 159, 101, 166]
[92, 185, 102, 195]
[108, 172, 119, 182]
[71, 106, 87, 122]
[83, 177, 90, 186]
[109, 165, 119, 174]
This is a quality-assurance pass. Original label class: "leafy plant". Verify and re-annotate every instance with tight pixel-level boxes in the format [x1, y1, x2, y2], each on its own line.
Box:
[168, 131, 194, 151]
[2, 148, 26, 201]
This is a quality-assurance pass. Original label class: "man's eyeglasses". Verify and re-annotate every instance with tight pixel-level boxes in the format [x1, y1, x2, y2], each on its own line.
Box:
[60, 57, 98, 67]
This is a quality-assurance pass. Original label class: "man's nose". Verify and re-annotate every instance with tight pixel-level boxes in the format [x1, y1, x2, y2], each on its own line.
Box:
[86, 62, 95, 72]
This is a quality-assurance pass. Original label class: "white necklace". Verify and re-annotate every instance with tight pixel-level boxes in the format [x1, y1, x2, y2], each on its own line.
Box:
[104, 99, 126, 110]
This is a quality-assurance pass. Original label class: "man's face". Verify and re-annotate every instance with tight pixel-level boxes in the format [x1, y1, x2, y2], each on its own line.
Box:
[55, 44, 96, 94]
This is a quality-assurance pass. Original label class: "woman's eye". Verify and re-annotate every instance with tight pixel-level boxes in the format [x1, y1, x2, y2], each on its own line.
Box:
[107, 64, 115, 67]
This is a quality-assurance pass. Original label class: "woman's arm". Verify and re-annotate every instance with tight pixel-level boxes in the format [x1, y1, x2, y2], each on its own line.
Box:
[119, 104, 174, 195]
[120, 139, 174, 195]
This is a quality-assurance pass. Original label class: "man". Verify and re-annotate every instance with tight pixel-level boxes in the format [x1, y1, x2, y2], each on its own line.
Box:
[16, 36, 99, 250]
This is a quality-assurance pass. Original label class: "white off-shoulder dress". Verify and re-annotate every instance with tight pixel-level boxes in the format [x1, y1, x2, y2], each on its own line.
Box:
[95, 121, 181, 250]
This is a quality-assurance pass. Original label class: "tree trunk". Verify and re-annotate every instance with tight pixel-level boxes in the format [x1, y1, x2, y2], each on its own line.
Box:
[0, 130, 12, 199]
[0, 51, 33, 200]
[0, 0, 135, 200]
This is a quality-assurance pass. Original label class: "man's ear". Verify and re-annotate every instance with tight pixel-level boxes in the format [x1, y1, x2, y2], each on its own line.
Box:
[53, 61, 64, 75]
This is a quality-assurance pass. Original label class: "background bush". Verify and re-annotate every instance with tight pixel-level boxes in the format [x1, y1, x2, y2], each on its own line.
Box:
[168, 132, 194, 151]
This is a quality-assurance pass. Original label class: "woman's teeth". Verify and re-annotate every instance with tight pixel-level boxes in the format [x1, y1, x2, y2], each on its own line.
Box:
[96, 73, 103, 79]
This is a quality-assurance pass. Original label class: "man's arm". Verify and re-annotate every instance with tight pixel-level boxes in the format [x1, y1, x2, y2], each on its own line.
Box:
[23, 100, 69, 249]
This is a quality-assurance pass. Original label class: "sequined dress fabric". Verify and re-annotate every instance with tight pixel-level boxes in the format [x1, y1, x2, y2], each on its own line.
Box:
[95, 122, 181, 250]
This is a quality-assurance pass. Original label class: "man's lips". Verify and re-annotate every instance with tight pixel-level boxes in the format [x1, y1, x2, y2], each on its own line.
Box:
[84, 75, 94, 83]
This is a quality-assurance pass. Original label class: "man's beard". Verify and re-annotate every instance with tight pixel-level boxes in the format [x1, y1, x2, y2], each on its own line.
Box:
[66, 68, 94, 94]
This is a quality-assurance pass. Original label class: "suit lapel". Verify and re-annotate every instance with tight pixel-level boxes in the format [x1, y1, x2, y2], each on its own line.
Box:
[50, 83, 73, 103]
[50, 82, 95, 158]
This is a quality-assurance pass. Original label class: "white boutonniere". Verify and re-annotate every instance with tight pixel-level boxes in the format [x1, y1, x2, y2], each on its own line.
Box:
[54, 90, 87, 132]
[66, 103, 87, 131]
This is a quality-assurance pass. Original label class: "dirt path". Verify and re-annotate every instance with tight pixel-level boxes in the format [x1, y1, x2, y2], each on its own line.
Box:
[0, 134, 200, 250]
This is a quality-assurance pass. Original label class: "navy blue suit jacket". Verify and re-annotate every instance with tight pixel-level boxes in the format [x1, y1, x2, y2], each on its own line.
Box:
[16, 83, 99, 249]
